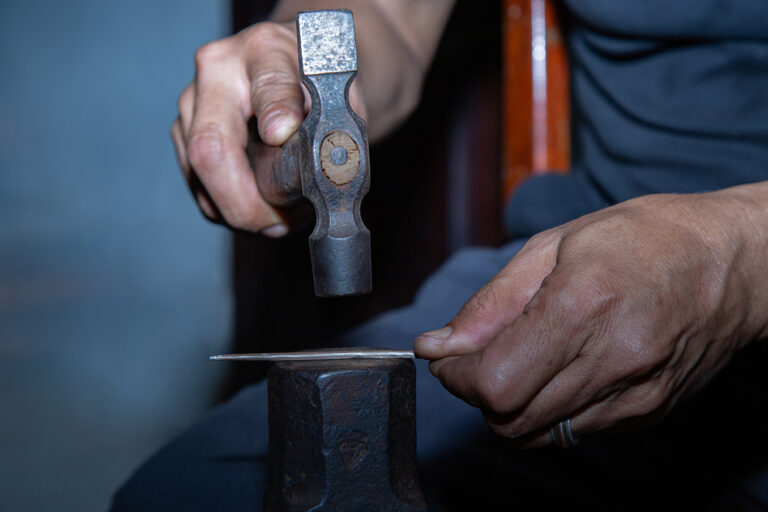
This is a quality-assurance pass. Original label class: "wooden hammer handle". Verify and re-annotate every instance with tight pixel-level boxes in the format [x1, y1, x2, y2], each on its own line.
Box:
[251, 132, 303, 208]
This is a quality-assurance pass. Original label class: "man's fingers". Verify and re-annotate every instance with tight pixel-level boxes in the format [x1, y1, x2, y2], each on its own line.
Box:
[187, 115, 282, 230]
[508, 378, 673, 448]
[430, 317, 575, 417]
[177, 83, 195, 135]
[189, 174, 224, 223]
[427, 327, 563, 415]
[171, 118, 189, 178]
[502, 411, 588, 449]
[430, 256, 604, 423]
[428, 353, 485, 408]
[189, 44, 284, 231]
[483, 353, 600, 439]
[175, 21, 368, 233]
[415, 231, 562, 360]
[241, 23, 305, 146]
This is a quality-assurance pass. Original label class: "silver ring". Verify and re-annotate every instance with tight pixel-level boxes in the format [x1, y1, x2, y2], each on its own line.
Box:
[550, 418, 579, 448]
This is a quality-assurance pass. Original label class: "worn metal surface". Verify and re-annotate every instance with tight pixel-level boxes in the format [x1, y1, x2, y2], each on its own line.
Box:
[297, 10, 357, 75]
[254, 9, 371, 297]
[266, 358, 426, 511]
[210, 347, 415, 362]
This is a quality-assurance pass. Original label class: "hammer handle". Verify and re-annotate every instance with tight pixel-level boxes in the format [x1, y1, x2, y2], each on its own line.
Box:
[253, 133, 303, 208]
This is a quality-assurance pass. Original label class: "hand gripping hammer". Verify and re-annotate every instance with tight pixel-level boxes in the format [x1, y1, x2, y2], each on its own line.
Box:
[255, 10, 372, 297]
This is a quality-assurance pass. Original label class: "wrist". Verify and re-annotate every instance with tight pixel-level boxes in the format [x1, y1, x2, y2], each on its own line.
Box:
[708, 182, 768, 341]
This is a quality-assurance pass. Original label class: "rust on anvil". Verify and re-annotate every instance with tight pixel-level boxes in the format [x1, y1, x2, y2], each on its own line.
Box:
[265, 358, 426, 511]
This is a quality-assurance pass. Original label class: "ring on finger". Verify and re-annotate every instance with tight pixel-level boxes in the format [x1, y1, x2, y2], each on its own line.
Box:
[550, 418, 579, 448]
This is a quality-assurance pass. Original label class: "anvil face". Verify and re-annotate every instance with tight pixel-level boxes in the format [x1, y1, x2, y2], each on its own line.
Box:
[265, 358, 426, 511]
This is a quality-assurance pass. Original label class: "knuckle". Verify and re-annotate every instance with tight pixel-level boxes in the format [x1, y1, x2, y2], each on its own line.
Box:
[243, 21, 291, 49]
[634, 383, 668, 417]
[551, 272, 620, 326]
[245, 23, 275, 45]
[475, 370, 510, 414]
[187, 126, 226, 174]
[194, 40, 229, 68]
[550, 281, 593, 320]
[616, 334, 670, 378]
[526, 228, 564, 251]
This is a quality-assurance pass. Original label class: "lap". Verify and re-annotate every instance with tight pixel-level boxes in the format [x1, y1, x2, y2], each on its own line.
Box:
[112, 239, 768, 511]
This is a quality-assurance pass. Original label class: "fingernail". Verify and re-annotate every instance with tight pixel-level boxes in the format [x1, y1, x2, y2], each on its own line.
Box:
[262, 224, 288, 238]
[417, 326, 453, 342]
[262, 112, 297, 143]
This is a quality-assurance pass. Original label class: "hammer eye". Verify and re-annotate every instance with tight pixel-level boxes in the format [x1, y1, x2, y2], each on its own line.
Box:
[320, 131, 359, 185]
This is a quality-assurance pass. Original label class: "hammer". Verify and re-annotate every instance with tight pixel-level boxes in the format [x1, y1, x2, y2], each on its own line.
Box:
[254, 10, 372, 297]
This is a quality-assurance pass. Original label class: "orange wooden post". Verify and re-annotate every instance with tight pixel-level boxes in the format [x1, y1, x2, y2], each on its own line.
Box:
[501, 0, 571, 200]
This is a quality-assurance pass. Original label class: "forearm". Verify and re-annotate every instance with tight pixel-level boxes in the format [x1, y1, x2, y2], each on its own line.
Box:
[270, 0, 455, 140]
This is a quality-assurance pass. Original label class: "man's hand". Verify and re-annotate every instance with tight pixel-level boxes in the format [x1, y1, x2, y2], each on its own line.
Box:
[171, 21, 366, 236]
[415, 186, 768, 447]
[172, 1, 455, 236]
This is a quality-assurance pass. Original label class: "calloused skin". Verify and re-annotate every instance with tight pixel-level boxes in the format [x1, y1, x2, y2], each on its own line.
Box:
[173, 0, 768, 447]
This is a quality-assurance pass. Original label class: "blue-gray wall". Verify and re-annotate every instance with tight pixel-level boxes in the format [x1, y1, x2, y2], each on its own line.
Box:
[0, 1, 232, 509]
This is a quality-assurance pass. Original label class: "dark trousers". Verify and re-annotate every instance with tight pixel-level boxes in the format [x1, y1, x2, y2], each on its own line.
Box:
[112, 239, 768, 511]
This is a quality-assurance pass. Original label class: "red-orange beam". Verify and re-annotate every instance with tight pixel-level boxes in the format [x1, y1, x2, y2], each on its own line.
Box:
[501, 0, 571, 200]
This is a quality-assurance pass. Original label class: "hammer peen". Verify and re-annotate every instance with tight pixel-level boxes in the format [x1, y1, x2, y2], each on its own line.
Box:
[254, 10, 372, 297]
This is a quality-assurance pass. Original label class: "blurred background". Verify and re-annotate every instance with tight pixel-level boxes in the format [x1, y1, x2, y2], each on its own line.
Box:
[0, 1, 232, 509]
[0, 0, 502, 509]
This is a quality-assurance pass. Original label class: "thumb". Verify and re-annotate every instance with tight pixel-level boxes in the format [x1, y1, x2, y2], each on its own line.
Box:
[414, 231, 561, 360]
[241, 22, 305, 146]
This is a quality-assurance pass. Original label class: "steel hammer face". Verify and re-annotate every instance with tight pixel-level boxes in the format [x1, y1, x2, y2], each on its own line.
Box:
[296, 10, 372, 297]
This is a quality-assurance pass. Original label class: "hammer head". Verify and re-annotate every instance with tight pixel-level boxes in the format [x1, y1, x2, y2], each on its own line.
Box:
[297, 10, 357, 76]
[295, 10, 372, 297]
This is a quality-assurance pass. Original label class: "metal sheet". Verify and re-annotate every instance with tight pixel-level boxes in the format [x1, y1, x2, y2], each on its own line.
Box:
[210, 347, 415, 362]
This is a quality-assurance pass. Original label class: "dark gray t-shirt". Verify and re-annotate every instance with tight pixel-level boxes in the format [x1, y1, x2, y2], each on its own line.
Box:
[505, 0, 768, 237]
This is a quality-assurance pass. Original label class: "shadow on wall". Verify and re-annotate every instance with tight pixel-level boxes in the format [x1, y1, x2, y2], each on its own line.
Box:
[0, 1, 232, 510]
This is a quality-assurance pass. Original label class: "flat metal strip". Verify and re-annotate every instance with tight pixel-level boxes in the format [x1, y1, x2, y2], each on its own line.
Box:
[210, 347, 415, 362]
